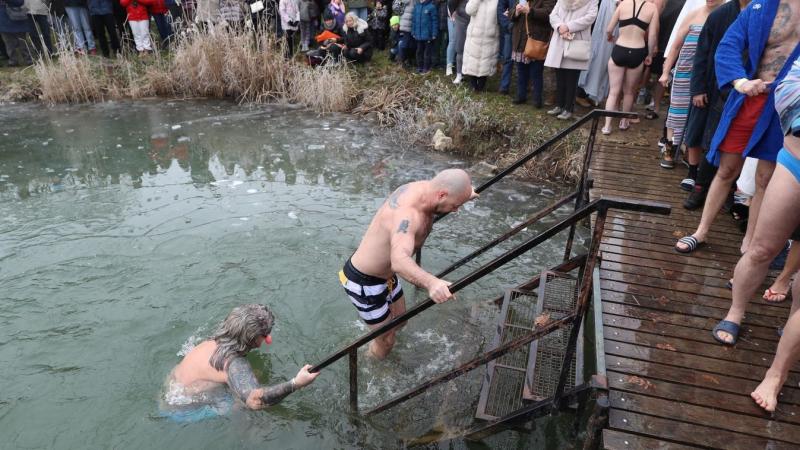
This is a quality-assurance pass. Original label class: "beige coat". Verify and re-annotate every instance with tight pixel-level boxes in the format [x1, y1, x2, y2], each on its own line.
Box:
[24, 0, 49, 15]
[461, 0, 499, 77]
[543, 0, 597, 71]
[195, 0, 221, 23]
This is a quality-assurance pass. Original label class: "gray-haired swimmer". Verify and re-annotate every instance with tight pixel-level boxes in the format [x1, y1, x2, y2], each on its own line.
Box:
[162, 304, 319, 417]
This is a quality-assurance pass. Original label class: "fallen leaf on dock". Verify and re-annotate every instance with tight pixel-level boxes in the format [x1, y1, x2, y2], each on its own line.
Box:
[534, 312, 551, 327]
[700, 374, 720, 385]
[624, 375, 655, 390]
[672, 230, 683, 237]
[657, 296, 669, 306]
[656, 343, 677, 351]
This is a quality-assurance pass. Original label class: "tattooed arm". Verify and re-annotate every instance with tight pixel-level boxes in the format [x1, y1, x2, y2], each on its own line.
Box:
[226, 358, 319, 410]
[389, 212, 454, 303]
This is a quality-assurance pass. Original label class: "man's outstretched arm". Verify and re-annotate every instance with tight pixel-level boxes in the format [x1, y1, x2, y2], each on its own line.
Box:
[226, 358, 319, 410]
[389, 212, 453, 303]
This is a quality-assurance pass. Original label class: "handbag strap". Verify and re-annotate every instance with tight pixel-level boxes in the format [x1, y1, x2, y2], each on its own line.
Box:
[524, 11, 530, 38]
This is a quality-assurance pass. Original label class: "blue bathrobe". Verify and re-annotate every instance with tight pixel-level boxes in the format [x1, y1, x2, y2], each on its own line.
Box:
[707, 0, 800, 165]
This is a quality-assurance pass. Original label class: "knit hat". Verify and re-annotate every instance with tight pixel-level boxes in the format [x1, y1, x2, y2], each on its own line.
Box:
[389, 15, 400, 27]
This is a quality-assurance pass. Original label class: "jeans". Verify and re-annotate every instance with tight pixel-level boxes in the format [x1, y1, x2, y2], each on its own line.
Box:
[516, 59, 544, 105]
[498, 30, 512, 92]
[416, 38, 434, 71]
[351, 7, 368, 20]
[91, 14, 121, 56]
[555, 68, 580, 112]
[446, 18, 455, 66]
[398, 31, 415, 64]
[152, 13, 174, 47]
[65, 6, 96, 51]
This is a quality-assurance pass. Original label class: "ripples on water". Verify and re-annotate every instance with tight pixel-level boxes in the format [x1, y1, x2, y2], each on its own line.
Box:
[0, 100, 586, 449]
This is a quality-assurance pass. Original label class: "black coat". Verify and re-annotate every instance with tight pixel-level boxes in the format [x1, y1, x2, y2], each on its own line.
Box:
[338, 24, 373, 60]
[689, 0, 741, 102]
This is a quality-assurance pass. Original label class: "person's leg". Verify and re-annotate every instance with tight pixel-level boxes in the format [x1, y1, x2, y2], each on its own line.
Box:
[651, 81, 665, 114]
[515, 61, 530, 102]
[1, 33, 20, 65]
[676, 152, 745, 250]
[91, 14, 110, 57]
[425, 39, 435, 71]
[554, 68, 566, 110]
[716, 162, 800, 344]
[77, 7, 96, 51]
[499, 31, 512, 93]
[752, 275, 800, 411]
[764, 242, 800, 302]
[562, 69, 579, 113]
[446, 19, 455, 70]
[742, 160, 777, 254]
[531, 60, 543, 107]
[415, 39, 424, 71]
[65, 7, 86, 51]
[604, 59, 625, 131]
[103, 14, 121, 54]
[620, 64, 644, 128]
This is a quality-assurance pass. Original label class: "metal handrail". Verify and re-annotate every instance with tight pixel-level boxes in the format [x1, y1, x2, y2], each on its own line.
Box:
[309, 109, 639, 413]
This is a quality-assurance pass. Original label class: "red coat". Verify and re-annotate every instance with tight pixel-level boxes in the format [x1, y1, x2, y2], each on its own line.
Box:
[120, 0, 151, 20]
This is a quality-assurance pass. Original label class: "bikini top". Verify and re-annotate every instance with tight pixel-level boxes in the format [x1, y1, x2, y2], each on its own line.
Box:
[618, 0, 649, 31]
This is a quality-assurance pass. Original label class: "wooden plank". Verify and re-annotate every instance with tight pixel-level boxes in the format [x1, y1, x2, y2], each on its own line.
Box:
[603, 429, 702, 450]
[601, 236, 743, 264]
[604, 340, 800, 387]
[609, 391, 800, 444]
[606, 355, 800, 407]
[602, 302, 781, 343]
[604, 325, 799, 373]
[603, 221, 748, 247]
[607, 370, 800, 426]
[603, 313, 777, 354]
[608, 410, 797, 449]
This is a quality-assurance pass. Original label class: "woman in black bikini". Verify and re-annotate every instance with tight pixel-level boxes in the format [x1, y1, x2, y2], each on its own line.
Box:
[601, 0, 659, 134]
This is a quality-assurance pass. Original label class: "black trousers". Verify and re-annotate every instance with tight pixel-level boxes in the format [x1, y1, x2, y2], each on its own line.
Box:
[29, 14, 54, 56]
[555, 68, 580, 112]
[470, 76, 487, 92]
[91, 14, 121, 57]
[415, 39, 434, 71]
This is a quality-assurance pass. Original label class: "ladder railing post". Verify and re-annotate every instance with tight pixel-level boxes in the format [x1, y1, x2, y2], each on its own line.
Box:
[563, 113, 601, 263]
[349, 349, 358, 413]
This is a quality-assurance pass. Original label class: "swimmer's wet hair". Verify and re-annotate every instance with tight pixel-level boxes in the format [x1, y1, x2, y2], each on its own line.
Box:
[209, 304, 275, 371]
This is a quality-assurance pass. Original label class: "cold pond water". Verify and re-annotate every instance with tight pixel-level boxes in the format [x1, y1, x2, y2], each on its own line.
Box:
[0, 101, 587, 449]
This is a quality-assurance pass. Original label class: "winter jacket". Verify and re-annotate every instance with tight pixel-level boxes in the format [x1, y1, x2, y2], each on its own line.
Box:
[220, 0, 244, 22]
[392, 0, 413, 32]
[0, 0, 30, 33]
[299, 0, 319, 21]
[368, 2, 388, 29]
[461, 0, 498, 77]
[543, 0, 597, 71]
[23, 0, 48, 15]
[120, 0, 151, 21]
[411, 0, 437, 41]
[194, 0, 219, 22]
[87, 0, 114, 15]
[338, 16, 373, 59]
[146, 0, 167, 14]
[510, 0, 554, 53]
[349, 0, 367, 9]
[280, 0, 300, 30]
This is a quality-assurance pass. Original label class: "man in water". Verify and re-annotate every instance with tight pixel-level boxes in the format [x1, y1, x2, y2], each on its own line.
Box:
[166, 304, 319, 412]
[339, 169, 478, 359]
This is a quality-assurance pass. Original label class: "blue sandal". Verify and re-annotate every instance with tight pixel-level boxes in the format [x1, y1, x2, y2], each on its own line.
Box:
[712, 320, 740, 345]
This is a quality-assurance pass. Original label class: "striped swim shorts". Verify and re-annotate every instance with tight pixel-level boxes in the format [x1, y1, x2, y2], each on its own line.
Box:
[339, 258, 404, 325]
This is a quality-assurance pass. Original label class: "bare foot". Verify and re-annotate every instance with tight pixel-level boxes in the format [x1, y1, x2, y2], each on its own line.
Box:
[751, 370, 786, 412]
[763, 279, 790, 303]
[675, 233, 705, 252]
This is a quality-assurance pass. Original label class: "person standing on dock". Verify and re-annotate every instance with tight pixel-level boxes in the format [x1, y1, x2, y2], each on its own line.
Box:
[339, 169, 478, 359]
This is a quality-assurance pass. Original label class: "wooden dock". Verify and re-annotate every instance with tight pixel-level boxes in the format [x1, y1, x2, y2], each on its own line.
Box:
[589, 141, 800, 449]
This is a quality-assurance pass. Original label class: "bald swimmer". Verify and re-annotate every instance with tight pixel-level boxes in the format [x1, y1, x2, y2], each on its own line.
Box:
[339, 169, 479, 359]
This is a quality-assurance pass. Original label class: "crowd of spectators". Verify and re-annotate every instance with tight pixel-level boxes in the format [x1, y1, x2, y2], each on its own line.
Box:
[1, 0, 800, 413]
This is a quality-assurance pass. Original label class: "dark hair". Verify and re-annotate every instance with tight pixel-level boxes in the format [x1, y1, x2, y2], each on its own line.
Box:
[208, 304, 275, 371]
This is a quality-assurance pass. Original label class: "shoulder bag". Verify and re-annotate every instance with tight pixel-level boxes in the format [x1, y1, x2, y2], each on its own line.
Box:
[523, 12, 548, 61]
[563, 38, 590, 61]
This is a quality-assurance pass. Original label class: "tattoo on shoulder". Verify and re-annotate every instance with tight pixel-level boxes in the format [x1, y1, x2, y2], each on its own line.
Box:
[397, 219, 410, 234]
[226, 356, 260, 403]
[388, 184, 408, 209]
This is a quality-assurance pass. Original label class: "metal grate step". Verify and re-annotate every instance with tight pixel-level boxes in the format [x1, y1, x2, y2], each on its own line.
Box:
[475, 289, 538, 420]
[523, 271, 583, 402]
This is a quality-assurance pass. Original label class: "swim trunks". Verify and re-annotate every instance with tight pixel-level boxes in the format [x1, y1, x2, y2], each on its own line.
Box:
[719, 94, 769, 154]
[778, 147, 800, 184]
[340, 258, 404, 325]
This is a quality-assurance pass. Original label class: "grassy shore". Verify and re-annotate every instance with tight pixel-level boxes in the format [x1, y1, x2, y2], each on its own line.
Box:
[0, 30, 602, 183]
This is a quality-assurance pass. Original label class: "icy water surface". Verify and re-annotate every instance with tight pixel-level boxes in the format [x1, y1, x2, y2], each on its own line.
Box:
[0, 101, 585, 449]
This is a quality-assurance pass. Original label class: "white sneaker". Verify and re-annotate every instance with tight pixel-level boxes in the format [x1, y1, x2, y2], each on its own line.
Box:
[556, 110, 573, 120]
[446, 65, 453, 76]
[546, 106, 562, 116]
[453, 73, 462, 84]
